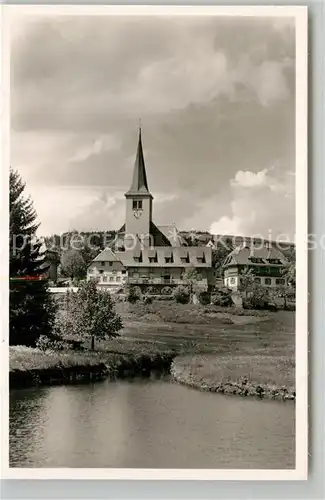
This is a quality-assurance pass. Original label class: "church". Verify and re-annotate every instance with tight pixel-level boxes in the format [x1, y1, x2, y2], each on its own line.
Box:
[87, 129, 213, 291]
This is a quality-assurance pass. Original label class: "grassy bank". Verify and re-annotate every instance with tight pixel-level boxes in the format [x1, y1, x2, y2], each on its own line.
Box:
[9, 344, 175, 389]
[171, 354, 295, 400]
[10, 301, 295, 396]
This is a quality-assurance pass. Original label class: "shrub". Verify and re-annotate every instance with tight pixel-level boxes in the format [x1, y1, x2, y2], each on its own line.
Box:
[242, 286, 275, 311]
[146, 286, 158, 295]
[143, 295, 153, 305]
[211, 287, 233, 307]
[127, 286, 142, 304]
[161, 286, 173, 295]
[173, 285, 190, 304]
[198, 291, 211, 305]
[36, 334, 69, 352]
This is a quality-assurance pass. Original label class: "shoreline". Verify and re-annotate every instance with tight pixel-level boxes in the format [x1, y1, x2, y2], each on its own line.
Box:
[171, 355, 295, 401]
[9, 347, 174, 390]
[9, 348, 294, 401]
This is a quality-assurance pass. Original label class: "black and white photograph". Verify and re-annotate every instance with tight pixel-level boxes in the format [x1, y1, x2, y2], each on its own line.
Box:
[1, 5, 308, 480]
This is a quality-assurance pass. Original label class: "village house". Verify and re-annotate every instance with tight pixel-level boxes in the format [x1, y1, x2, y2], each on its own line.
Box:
[222, 241, 289, 291]
[87, 129, 213, 291]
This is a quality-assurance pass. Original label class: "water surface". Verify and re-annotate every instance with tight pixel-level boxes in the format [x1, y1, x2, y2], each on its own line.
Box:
[10, 378, 295, 469]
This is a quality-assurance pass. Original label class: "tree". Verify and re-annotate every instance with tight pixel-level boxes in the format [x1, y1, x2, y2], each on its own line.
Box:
[281, 261, 296, 289]
[60, 249, 87, 281]
[274, 284, 292, 310]
[239, 267, 256, 299]
[9, 168, 57, 346]
[211, 237, 234, 274]
[62, 279, 123, 350]
[182, 267, 204, 302]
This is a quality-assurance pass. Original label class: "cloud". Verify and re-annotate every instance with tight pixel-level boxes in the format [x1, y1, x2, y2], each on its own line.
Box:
[210, 167, 295, 240]
[10, 14, 296, 237]
[231, 169, 269, 188]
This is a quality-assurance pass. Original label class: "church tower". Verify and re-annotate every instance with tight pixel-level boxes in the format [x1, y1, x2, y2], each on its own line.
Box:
[125, 128, 153, 243]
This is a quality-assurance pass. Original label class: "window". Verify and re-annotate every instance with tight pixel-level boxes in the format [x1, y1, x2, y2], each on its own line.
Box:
[267, 259, 282, 264]
[276, 278, 285, 285]
[112, 270, 117, 275]
[132, 200, 143, 210]
[149, 257, 158, 263]
[197, 256, 206, 264]
[254, 277, 261, 284]
[101, 261, 105, 266]
[109, 276, 114, 282]
[102, 275, 107, 282]
[99, 270, 104, 274]
[165, 257, 173, 263]
[230, 277, 236, 285]
[264, 278, 272, 285]
[108, 262, 113, 267]
[122, 270, 127, 274]
[116, 276, 121, 282]
[248, 257, 265, 264]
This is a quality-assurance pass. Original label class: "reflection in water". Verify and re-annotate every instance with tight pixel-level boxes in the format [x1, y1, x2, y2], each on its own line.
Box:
[10, 378, 295, 469]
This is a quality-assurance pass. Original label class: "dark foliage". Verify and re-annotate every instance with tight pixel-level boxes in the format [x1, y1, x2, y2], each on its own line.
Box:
[9, 169, 57, 346]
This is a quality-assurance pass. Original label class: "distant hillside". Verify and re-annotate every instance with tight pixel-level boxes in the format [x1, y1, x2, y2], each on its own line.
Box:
[44, 230, 295, 262]
[179, 231, 295, 259]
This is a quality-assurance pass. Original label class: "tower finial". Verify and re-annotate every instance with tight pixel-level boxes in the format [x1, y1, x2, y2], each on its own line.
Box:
[138, 118, 142, 133]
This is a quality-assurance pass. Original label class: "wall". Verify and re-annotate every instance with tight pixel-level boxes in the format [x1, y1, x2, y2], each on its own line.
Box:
[87, 261, 127, 287]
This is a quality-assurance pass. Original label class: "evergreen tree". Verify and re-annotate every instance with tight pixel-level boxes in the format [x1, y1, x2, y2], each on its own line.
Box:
[9, 168, 57, 346]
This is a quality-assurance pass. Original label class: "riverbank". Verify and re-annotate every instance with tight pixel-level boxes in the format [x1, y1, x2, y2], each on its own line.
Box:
[9, 345, 174, 389]
[10, 304, 295, 396]
[171, 354, 295, 401]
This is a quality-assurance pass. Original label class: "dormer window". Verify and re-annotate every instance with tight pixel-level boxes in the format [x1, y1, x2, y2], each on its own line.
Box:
[266, 258, 282, 264]
[180, 256, 190, 264]
[164, 248, 173, 264]
[196, 249, 206, 264]
[134, 253, 142, 263]
[248, 257, 265, 264]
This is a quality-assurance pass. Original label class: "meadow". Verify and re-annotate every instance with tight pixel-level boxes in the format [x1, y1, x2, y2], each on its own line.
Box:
[9, 300, 295, 398]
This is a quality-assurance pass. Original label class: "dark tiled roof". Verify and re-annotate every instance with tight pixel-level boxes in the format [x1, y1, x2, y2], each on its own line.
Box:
[223, 245, 288, 267]
[125, 129, 152, 197]
[115, 246, 212, 268]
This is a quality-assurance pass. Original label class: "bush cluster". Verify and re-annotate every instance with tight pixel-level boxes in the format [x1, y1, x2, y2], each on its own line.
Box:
[173, 285, 190, 304]
[211, 287, 233, 307]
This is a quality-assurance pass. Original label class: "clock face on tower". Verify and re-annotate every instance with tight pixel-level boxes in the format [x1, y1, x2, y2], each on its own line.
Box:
[133, 209, 143, 219]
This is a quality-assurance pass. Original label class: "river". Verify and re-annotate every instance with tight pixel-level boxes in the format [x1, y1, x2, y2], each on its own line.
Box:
[10, 378, 295, 469]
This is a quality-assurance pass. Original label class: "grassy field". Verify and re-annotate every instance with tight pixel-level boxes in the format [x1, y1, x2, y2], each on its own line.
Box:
[10, 300, 295, 396]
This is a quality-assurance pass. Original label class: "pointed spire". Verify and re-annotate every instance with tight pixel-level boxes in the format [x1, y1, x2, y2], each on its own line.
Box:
[126, 127, 151, 196]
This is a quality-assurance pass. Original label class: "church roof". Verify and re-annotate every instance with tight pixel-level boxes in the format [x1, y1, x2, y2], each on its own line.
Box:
[157, 225, 188, 247]
[125, 128, 152, 197]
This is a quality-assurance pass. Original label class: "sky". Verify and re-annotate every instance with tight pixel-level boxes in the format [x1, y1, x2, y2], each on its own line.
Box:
[10, 14, 296, 240]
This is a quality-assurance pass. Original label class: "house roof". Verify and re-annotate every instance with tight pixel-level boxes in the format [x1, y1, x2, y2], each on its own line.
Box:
[92, 247, 124, 263]
[223, 244, 288, 267]
[125, 128, 152, 197]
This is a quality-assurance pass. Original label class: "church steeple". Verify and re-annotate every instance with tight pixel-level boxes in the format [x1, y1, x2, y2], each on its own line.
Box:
[125, 127, 152, 197]
[124, 127, 153, 241]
